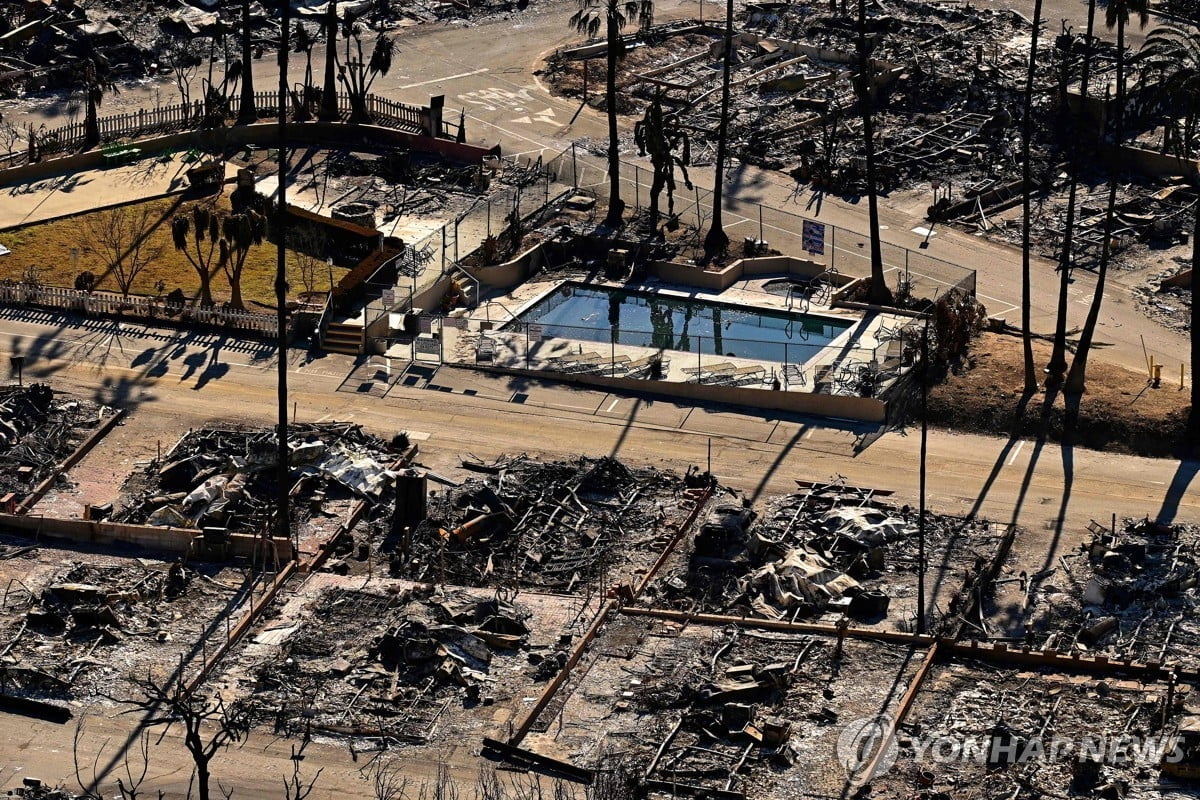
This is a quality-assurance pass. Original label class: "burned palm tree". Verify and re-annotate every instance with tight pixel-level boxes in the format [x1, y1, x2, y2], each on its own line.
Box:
[319, 0, 340, 121]
[235, 0, 257, 124]
[76, 51, 116, 147]
[336, 24, 396, 124]
[569, 0, 653, 228]
[1018, 0, 1044, 393]
[1047, 0, 1098, 387]
[634, 95, 692, 233]
[703, 0, 734, 258]
[853, 0, 892, 306]
[1065, 0, 1149, 394]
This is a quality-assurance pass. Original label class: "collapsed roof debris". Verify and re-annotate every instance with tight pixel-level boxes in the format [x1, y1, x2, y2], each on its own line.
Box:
[650, 477, 1000, 629]
[0, 384, 106, 502]
[377, 455, 696, 591]
[113, 423, 399, 535]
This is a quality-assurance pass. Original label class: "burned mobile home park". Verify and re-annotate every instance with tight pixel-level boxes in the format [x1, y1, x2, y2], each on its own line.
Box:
[0, 0, 1198, 793]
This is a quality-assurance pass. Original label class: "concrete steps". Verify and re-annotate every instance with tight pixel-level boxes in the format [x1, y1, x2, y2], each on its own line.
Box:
[321, 321, 364, 355]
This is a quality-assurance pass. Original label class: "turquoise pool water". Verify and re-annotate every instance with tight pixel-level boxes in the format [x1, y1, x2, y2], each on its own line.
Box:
[509, 283, 852, 363]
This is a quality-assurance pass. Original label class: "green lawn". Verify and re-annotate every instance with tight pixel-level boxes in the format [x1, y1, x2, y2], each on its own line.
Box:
[0, 195, 348, 308]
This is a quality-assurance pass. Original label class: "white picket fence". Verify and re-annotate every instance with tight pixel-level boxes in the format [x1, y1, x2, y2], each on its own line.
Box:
[0, 282, 278, 335]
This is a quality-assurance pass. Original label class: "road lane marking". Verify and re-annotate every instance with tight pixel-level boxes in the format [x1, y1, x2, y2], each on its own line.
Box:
[606, 397, 620, 412]
[400, 68, 489, 89]
[1007, 439, 1025, 466]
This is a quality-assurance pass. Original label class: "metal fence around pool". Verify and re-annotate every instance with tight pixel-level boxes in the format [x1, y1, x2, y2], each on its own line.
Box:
[540, 144, 977, 303]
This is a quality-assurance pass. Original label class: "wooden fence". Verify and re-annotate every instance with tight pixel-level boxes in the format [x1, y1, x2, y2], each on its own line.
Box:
[20, 91, 428, 162]
[0, 282, 278, 335]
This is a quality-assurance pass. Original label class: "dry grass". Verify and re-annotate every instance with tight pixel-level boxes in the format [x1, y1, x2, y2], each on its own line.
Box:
[925, 331, 1193, 457]
[0, 194, 350, 308]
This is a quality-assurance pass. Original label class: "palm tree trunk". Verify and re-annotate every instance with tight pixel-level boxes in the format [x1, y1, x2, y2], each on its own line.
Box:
[319, 1, 340, 121]
[1019, 0, 1043, 392]
[237, 0, 257, 124]
[1190, 203, 1200, 437]
[1048, 0, 1098, 383]
[703, 0, 734, 257]
[603, 8, 625, 228]
[859, 0, 891, 306]
[1066, 17, 1125, 395]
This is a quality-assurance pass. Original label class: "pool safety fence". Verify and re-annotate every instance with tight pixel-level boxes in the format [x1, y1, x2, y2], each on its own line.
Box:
[456, 317, 919, 398]
[365, 152, 578, 329]
[541, 144, 977, 302]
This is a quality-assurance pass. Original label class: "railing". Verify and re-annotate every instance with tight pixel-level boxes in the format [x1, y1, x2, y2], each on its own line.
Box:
[0, 283, 278, 336]
[9, 91, 429, 164]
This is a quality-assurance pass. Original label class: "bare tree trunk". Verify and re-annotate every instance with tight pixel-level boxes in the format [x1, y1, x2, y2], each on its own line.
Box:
[603, 8, 625, 228]
[703, 0, 734, 257]
[1019, 0, 1043, 392]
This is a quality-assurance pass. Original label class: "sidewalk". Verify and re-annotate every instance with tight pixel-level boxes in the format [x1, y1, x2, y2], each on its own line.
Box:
[0, 153, 236, 229]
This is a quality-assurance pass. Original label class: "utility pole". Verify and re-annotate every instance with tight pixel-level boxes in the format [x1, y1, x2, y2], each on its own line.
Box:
[275, 0, 292, 553]
[917, 317, 929, 635]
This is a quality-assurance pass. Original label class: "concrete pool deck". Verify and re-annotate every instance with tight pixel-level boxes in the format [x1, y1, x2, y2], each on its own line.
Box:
[435, 275, 918, 420]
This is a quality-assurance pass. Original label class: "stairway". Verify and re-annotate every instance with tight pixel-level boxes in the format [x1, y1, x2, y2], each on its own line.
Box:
[321, 321, 364, 355]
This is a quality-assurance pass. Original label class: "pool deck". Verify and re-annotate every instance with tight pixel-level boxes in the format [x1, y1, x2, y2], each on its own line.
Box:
[440, 275, 917, 398]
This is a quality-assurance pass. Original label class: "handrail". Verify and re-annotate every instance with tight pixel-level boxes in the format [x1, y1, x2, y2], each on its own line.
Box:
[450, 264, 481, 311]
[315, 290, 335, 344]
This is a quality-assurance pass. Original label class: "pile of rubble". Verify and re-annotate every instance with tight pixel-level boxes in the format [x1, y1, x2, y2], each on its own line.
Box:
[113, 423, 399, 534]
[247, 583, 555, 737]
[0, 384, 105, 501]
[1024, 518, 1200, 664]
[0, 551, 243, 700]
[651, 479, 996, 629]
[380, 455, 693, 591]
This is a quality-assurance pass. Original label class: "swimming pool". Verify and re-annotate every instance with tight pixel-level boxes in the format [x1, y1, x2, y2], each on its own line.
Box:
[508, 283, 852, 363]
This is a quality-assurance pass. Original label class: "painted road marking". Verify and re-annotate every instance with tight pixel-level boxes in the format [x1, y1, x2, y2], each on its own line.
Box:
[400, 68, 489, 90]
[606, 397, 621, 412]
[1007, 439, 1025, 466]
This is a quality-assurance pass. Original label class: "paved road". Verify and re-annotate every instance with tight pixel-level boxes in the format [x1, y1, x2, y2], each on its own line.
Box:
[2, 306, 1195, 538]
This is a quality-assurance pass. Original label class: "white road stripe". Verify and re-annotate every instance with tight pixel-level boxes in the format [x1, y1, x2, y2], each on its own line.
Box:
[399, 68, 489, 89]
[1007, 439, 1025, 466]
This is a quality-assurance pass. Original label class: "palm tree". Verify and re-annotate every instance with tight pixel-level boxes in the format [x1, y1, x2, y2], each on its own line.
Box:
[319, 0, 340, 121]
[853, 0, 892, 306]
[703, 0, 734, 257]
[76, 49, 116, 147]
[569, 0, 652, 229]
[633, 95, 691, 232]
[1139, 25, 1200, 153]
[1064, 0, 1149, 394]
[1019, 0, 1044, 393]
[1141, 26, 1200, 433]
[336, 24, 396, 124]
[236, 0, 257, 124]
[1047, 0, 1099, 386]
[220, 211, 267, 310]
[1190, 176, 1200, 436]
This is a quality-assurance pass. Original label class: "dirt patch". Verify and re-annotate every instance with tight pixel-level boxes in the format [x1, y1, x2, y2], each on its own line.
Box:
[923, 332, 1193, 458]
